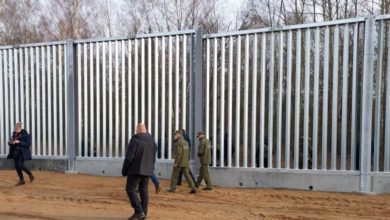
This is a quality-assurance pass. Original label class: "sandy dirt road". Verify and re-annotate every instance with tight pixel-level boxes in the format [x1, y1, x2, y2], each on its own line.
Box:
[0, 170, 390, 220]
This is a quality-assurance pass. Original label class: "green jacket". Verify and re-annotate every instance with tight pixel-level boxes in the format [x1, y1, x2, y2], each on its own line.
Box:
[197, 137, 211, 165]
[173, 137, 190, 167]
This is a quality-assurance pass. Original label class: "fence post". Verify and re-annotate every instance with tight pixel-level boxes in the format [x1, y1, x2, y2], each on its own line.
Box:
[360, 16, 375, 192]
[192, 29, 204, 162]
[66, 40, 77, 172]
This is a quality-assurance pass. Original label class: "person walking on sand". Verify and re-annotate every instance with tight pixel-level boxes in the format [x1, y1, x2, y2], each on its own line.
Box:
[195, 131, 212, 190]
[167, 130, 197, 194]
[122, 123, 157, 220]
[7, 122, 34, 186]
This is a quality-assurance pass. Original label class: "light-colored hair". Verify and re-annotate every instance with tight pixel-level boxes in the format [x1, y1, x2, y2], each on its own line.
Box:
[15, 122, 22, 128]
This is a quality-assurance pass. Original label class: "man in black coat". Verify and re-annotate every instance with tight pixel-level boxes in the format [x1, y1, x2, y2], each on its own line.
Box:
[7, 122, 34, 186]
[122, 123, 157, 220]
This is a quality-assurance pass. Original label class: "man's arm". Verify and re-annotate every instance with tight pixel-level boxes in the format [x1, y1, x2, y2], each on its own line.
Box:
[174, 143, 183, 166]
[122, 139, 138, 176]
[198, 141, 205, 157]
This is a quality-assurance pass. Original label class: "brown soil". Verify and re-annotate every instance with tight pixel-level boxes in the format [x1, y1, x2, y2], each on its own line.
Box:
[0, 170, 390, 220]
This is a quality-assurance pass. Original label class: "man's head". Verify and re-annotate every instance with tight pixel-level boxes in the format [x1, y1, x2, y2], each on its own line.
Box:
[136, 123, 147, 134]
[174, 130, 183, 140]
[15, 122, 22, 134]
[197, 131, 205, 140]
[180, 128, 186, 135]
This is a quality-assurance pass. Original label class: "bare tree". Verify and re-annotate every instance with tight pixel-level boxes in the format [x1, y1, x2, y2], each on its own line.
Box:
[0, 0, 44, 45]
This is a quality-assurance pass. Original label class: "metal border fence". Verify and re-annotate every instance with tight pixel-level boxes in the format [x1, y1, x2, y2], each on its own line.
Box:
[0, 16, 390, 192]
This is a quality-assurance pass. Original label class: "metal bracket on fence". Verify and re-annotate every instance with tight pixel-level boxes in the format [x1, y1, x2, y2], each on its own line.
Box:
[65, 40, 77, 173]
[360, 16, 375, 192]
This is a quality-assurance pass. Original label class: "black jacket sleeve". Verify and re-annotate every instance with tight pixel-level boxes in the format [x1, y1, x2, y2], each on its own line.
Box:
[122, 138, 138, 176]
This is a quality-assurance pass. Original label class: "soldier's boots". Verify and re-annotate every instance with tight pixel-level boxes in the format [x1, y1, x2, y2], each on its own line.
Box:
[167, 189, 176, 193]
[203, 187, 212, 191]
[15, 180, 25, 186]
[189, 189, 197, 194]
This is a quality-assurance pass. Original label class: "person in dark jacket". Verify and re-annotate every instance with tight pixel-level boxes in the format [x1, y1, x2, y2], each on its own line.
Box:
[7, 122, 34, 186]
[122, 123, 157, 220]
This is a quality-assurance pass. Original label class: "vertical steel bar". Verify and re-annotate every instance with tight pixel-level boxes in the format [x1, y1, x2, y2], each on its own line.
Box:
[47, 46, 52, 156]
[30, 48, 35, 155]
[294, 30, 302, 169]
[19, 49, 24, 129]
[168, 36, 173, 159]
[276, 31, 284, 169]
[25, 48, 29, 140]
[9, 50, 14, 141]
[341, 24, 350, 171]
[83, 43, 88, 156]
[259, 34, 266, 168]
[141, 38, 145, 123]
[154, 37, 159, 143]
[227, 36, 233, 168]
[161, 37, 166, 159]
[235, 35, 242, 167]
[14, 49, 19, 124]
[134, 39, 138, 132]
[96, 43, 100, 157]
[351, 23, 359, 171]
[312, 27, 320, 170]
[243, 35, 250, 168]
[53, 46, 58, 156]
[115, 41, 119, 158]
[148, 38, 152, 134]
[59, 45, 64, 156]
[251, 34, 258, 168]
[128, 40, 132, 147]
[360, 17, 375, 192]
[374, 21, 384, 171]
[102, 42, 107, 157]
[268, 32, 275, 168]
[122, 40, 126, 157]
[303, 29, 311, 170]
[212, 38, 218, 167]
[331, 25, 340, 170]
[322, 26, 330, 170]
[206, 39, 210, 139]
[77, 44, 81, 156]
[36, 47, 41, 155]
[385, 22, 390, 172]
[182, 35, 187, 130]
[4, 50, 10, 155]
[175, 36, 180, 131]
[109, 41, 113, 158]
[90, 43, 95, 157]
[42, 47, 47, 156]
[220, 36, 226, 167]
[285, 31, 293, 169]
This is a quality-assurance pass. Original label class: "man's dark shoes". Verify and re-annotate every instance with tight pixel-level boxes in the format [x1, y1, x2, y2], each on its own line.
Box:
[189, 189, 197, 194]
[29, 174, 35, 183]
[203, 187, 213, 191]
[167, 189, 176, 193]
[128, 212, 146, 220]
[15, 180, 25, 186]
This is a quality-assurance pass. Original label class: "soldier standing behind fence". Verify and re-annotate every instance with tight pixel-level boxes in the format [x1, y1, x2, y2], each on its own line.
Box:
[195, 131, 212, 190]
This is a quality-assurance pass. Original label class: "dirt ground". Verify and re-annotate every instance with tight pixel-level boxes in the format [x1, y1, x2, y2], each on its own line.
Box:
[1, 170, 390, 220]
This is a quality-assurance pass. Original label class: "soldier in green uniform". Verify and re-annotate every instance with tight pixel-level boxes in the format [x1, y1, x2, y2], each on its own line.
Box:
[167, 130, 197, 194]
[195, 131, 212, 190]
